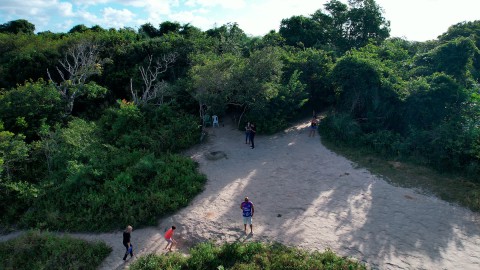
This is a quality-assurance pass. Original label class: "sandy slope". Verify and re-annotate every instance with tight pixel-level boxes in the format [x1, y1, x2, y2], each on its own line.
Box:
[2, 119, 480, 270]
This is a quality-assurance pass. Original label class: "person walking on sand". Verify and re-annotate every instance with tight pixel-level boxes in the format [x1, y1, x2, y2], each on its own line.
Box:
[249, 123, 256, 149]
[309, 116, 318, 137]
[122, 225, 134, 261]
[240, 196, 255, 234]
[164, 225, 177, 251]
[245, 122, 251, 144]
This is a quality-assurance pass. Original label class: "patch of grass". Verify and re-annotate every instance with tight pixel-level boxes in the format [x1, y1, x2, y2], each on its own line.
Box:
[321, 138, 480, 212]
[0, 230, 111, 270]
[130, 242, 366, 270]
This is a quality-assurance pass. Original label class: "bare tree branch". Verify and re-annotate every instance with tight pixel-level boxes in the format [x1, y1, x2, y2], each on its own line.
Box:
[131, 53, 178, 106]
[47, 40, 103, 116]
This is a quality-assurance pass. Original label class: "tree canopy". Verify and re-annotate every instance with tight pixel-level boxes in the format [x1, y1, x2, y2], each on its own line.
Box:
[1, 0, 480, 232]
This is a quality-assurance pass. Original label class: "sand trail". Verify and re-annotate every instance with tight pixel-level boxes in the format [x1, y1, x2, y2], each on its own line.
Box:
[2, 119, 480, 270]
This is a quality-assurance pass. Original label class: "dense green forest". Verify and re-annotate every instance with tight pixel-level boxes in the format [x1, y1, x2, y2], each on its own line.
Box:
[1, 0, 480, 232]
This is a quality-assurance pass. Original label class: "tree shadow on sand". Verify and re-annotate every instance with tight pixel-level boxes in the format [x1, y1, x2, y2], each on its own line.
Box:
[165, 118, 480, 269]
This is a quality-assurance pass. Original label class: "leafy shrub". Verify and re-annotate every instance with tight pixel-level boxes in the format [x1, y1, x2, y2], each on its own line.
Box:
[0, 80, 63, 142]
[130, 242, 366, 270]
[132, 253, 186, 270]
[319, 113, 362, 145]
[244, 70, 308, 135]
[0, 128, 34, 226]
[12, 102, 206, 231]
[361, 130, 403, 157]
[187, 242, 222, 269]
[99, 101, 200, 153]
[0, 230, 111, 270]
[21, 150, 206, 231]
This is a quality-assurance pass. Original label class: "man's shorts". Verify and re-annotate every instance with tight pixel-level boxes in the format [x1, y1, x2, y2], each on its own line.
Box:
[243, 216, 252, 225]
[166, 238, 173, 243]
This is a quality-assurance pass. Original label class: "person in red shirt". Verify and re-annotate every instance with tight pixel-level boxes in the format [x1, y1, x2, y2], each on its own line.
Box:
[164, 225, 177, 251]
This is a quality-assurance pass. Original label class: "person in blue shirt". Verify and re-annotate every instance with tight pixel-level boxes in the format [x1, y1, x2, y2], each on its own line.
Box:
[240, 196, 255, 234]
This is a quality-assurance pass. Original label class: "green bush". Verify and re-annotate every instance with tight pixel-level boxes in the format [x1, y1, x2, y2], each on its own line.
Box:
[132, 253, 186, 270]
[319, 113, 362, 145]
[361, 130, 403, 157]
[0, 80, 63, 142]
[99, 101, 200, 153]
[130, 242, 366, 270]
[321, 111, 480, 181]
[8, 102, 207, 231]
[21, 151, 206, 231]
[187, 242, 222, 270]
[0, 230, 111, 270]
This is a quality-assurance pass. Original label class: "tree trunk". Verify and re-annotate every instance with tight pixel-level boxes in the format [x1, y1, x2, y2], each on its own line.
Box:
[237, 105, 248, 129]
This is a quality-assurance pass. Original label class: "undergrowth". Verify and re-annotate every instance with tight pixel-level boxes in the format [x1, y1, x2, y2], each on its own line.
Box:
[0, 230, 111, 270]
[130, 242, 366, 270]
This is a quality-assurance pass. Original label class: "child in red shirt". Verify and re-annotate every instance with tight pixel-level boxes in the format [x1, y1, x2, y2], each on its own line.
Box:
[164, 225, 177, 251]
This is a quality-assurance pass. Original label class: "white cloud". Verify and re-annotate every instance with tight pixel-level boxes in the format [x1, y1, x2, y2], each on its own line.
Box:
[184, 0, 246, 9]
[58, 2, 74, 17]
[71, 0, 110, 6]
[185, 0, 197, 7]
[144, 0, 172, 14]
[102, 7, 136, 28]
[377, 0, 480, 41]
[0, 0, 80, 31]
[55, 19, 74, 31]
[1, 0, 480, 40]
[169, 10, 211, 28]
[224, 0, 328, 36]
[74, 7, 136, 28]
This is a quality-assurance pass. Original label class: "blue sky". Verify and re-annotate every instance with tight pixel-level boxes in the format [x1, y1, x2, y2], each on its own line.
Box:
[0, 0, 479, 41]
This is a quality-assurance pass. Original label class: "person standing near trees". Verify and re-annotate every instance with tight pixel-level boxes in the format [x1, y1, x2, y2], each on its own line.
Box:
[240, 196, 255, 234]
[309, 116, 318, 137]
[245, 122, 251, 144]
[249, 123, 256, 149]
[122, 225, 134, 261]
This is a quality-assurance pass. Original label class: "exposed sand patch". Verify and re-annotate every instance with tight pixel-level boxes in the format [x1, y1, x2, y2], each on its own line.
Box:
[2, 119, 480, 270]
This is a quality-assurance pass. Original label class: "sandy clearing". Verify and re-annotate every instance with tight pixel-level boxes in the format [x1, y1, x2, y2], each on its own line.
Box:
[2, 119, 480, 270]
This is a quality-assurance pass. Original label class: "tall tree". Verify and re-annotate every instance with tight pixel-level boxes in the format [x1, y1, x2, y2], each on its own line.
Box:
[68, 24, 89, 34]
[279, 0, 389, 52]
[345, 0, 390, 49]
[279, 15, 322, 48]
[206, 23, 249, 55]
[139, 23, 160, 38]
[0, 19, 35, 35]
[159, 21, 181, 36]
[413, 37, 478, 85]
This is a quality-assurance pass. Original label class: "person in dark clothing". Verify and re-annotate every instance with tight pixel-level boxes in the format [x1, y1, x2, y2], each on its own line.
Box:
[309, 116, 318, 137]
[245, 122, 251, 144]
[122, 225, 133, 260]
[249, 123, 256, 149]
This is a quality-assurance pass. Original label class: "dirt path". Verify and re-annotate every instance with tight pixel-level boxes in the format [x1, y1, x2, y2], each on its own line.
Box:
[2, 120, 480, 269]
